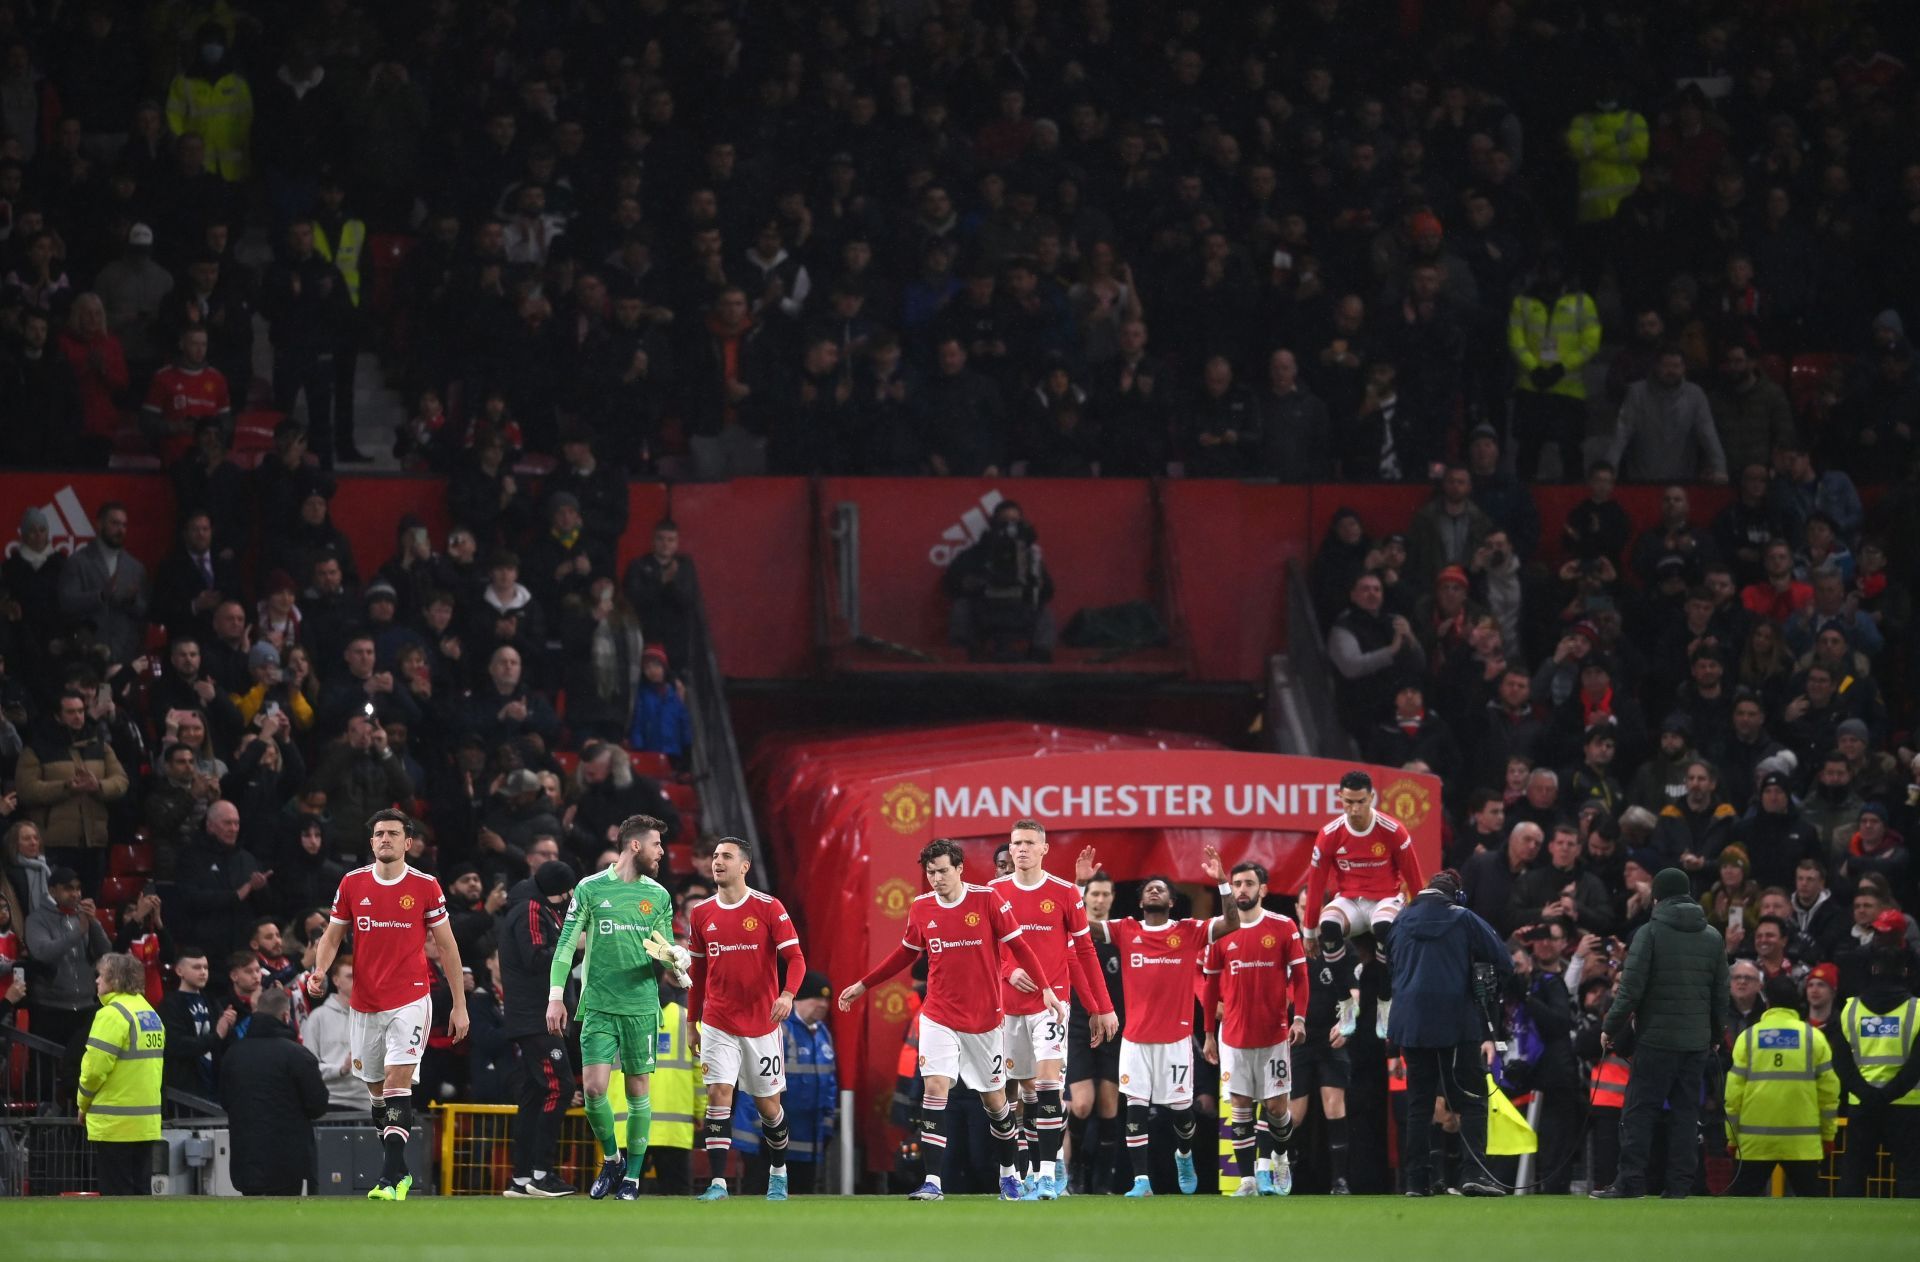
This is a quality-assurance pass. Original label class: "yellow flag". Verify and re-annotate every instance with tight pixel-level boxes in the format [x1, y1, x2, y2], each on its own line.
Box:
[1486, 1075, 1538, 1156]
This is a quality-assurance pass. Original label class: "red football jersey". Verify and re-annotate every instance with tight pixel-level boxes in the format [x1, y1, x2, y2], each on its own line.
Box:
[688, 890, 800, 1038]
[903, 884, 1026, 1034]
[1304, 810, 1422, 926]
[143, 363, 230, 462]
[1109, 917, 1210, 1044]
[1203, 911, 1309, 1048]
[989, 872, 1110, 1016]
[329, 865, 448, 1013]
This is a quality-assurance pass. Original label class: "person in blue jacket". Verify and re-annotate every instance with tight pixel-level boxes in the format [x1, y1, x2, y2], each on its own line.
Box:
[1388, 868, 1513, 1197]
[729, 969, 840, 1194]
[629, 645, 692, 767]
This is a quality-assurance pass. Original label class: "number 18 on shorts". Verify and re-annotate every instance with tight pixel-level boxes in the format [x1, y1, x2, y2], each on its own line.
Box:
[1223, 1043, 1291, 1100]
[702, 1028, 787, 1097]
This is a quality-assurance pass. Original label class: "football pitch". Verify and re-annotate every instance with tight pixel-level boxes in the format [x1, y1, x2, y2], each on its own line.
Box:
[9, 1196, 1919, 1261]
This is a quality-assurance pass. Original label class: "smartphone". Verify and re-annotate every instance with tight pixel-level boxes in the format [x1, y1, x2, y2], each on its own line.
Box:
[1728, 905, 1744, 932]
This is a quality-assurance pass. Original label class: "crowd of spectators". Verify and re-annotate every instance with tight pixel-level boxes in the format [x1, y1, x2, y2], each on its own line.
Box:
[5, 0, 1920, 1197]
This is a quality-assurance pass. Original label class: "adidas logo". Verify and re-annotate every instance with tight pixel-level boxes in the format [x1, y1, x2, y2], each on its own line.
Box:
[927, 920, 937, 929]
[926, 489, 1005, 567]
[600, 900, 613, 908]
[6, 486, 94, 559]
[707, 922, 717, 931]
[359, 898, 373, 906]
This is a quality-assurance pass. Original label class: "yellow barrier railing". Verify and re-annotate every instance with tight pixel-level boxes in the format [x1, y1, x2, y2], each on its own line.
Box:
[434, 1102, 684, 1196]
[1762, 1117, 1898, 1197]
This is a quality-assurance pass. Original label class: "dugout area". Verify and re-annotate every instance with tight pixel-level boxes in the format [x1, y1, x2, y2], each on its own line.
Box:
[752, 723, 1443, 1171]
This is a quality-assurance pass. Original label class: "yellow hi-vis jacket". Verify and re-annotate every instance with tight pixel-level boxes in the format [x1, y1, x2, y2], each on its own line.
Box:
[1566, 108, 1648, 223]
[165, 71, 254, 182]
[1725, 1007, 1839, 1161]
[78, 990, 165, 1142]
[1509, 292, 1601, 400]
[1839, 994, 1920, 1107]
[650, 1001, 696, 1149]
[313, 218, 368, 308]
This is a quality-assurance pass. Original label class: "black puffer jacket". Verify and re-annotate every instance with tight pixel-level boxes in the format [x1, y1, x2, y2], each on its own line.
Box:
[498, 877, 567, 1039]
[1604, 895, 1731, 1053]
[219, 1014, 329, 1193]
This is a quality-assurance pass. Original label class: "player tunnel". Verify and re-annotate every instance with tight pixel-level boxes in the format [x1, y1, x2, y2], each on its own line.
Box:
[751, 723, 1443, 1170]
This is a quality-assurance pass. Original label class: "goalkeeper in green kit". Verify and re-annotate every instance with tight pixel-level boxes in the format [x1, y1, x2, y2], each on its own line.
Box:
[547, 814, 688, 1200]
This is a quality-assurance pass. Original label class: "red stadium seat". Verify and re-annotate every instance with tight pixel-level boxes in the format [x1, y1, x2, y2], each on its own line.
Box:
[107, 843, 155, 877]
[93, 907, 118, 936]
[664, 782, 699, 811]
[552, 750, 579, 778]
[1788, 352, 1850, 413]
[628, 751, 675, 780]
[98, 875, 146, 908]
[366, 234, 417, 320]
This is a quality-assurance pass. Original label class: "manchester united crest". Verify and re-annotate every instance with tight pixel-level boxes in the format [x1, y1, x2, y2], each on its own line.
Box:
[875, 982, 912, 1022]
[1262, 934, 1278, 949]
[398, 894, 416, 910]
[875, 877, 915, 919]
[964, 911, 982, 927]
[879, 780, 933, 835]
[742, 916, 760, 932]
[638, 899, 655, 916]
[1371, 841, 1386, 857]
[1381, 776, 1433, 829]
[1167, 934, 1182, 949]
[1039, 898, 1056, 914]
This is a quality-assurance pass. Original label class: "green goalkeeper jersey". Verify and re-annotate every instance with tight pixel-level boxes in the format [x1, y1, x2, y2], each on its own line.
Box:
[551, 867, 675, 1016]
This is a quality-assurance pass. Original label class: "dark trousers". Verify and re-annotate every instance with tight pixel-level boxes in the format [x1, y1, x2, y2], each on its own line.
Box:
[508, 1033, 576, 1179]
[1841, 1106, 1920, 1197]
[1587, 1104, 1621, 1191]
[1401, 1041, 1489, 1193]
[1533, 1075, 1584, 1194]
[1615, 1045, 1707, 1196]
[1513, 390, 1587, 482]
[273, 349, 336, 463]
[93, 1140, 154, 1195]
[1727, 1158, 1822, 1197]
[644, 1146, 691, 1195]
[333, 333, 360, 452]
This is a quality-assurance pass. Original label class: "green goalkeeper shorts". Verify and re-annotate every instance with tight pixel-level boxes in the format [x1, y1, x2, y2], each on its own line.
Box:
[579, 1008, 660, 1074]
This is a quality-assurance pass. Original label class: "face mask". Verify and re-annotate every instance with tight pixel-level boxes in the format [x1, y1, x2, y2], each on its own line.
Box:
[201, 43, 225, 63]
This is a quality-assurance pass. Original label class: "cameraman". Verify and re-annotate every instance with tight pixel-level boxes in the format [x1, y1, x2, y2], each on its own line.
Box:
[944, 500, 1056, 662]
[1388, 869, 1511, 1197]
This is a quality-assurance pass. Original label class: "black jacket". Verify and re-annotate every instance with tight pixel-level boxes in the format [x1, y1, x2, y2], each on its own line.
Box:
[1604, 895, 1732, 1053]
[498, 878, 567, 1039]
[219, 1014, 329, 1193]
[172, 835, 266, 958]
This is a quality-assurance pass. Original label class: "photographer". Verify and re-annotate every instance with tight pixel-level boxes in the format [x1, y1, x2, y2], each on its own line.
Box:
[944, 500, 1056, 662]
[1596, 867, 1729, 1200]
[1388, 869, 1512, 1197]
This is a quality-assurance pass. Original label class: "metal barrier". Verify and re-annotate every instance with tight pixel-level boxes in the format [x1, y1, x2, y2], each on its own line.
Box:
[434, 1101, 692, 1196]
[687, 582, 768, 881]
[1267, 560, 1357, 761]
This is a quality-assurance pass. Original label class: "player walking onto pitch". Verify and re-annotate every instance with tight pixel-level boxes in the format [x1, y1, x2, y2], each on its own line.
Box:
[687, 837, 808, 1201]
[1303, 770, 1424, 1039]
[308, 809, 469, 1202]
[1203, 861, 1309, 1196]
[1084, 845, 1240, 1197]
[988, 819, 1117, 1200]
[839, 838, 1065, 1201]
[545, 814, 687, 1201]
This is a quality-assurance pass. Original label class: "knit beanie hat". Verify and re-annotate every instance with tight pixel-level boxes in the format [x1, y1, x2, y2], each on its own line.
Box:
[1651, 868, 1691, 901]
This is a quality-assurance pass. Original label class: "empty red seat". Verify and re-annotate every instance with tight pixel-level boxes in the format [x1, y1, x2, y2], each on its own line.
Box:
[664, 782, 699, 811]
[628, 751, 675, 780]
[94, 907, 118, 936]
[552, 750, 580, 778]
[98, 875, 146, 908]
[107, 843, 155, 877]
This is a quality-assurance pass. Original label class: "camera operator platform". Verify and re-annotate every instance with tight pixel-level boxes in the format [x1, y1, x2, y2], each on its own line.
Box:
[944, 500, 1056, 663]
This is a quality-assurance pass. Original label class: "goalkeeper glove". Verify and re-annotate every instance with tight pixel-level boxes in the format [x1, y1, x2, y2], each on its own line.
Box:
[644, 929, 694, 975]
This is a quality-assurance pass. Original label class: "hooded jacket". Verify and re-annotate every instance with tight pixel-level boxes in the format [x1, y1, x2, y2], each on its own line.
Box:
[1604, 895, 1731, 1053]
[1386, 890, 1512, 1048]
[498, 876, 567, 1039]
[219, 1012, 328, 1192]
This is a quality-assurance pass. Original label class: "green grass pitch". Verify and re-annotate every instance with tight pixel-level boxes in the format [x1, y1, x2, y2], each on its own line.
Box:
[8, 1196, 1919, 1261]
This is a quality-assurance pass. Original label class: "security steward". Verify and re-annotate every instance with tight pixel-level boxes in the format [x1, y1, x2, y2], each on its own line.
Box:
[1724, 973, 1839, 1196]
[647, 994, 698, 1195]
[499, 860, 580, 1198]
[78, 953, 166, 1195]
[1388, 869, 1512, 1197]
[1829, 909, 1920, 1197]
[781, 970, 840, 1193]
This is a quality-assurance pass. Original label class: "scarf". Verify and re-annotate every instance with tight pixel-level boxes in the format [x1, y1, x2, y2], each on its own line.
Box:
[14, 853, 53, 912]
[552, 528, 581, 550]
[1580, 686, 1615, 725]
[13, 543, 52, 569]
